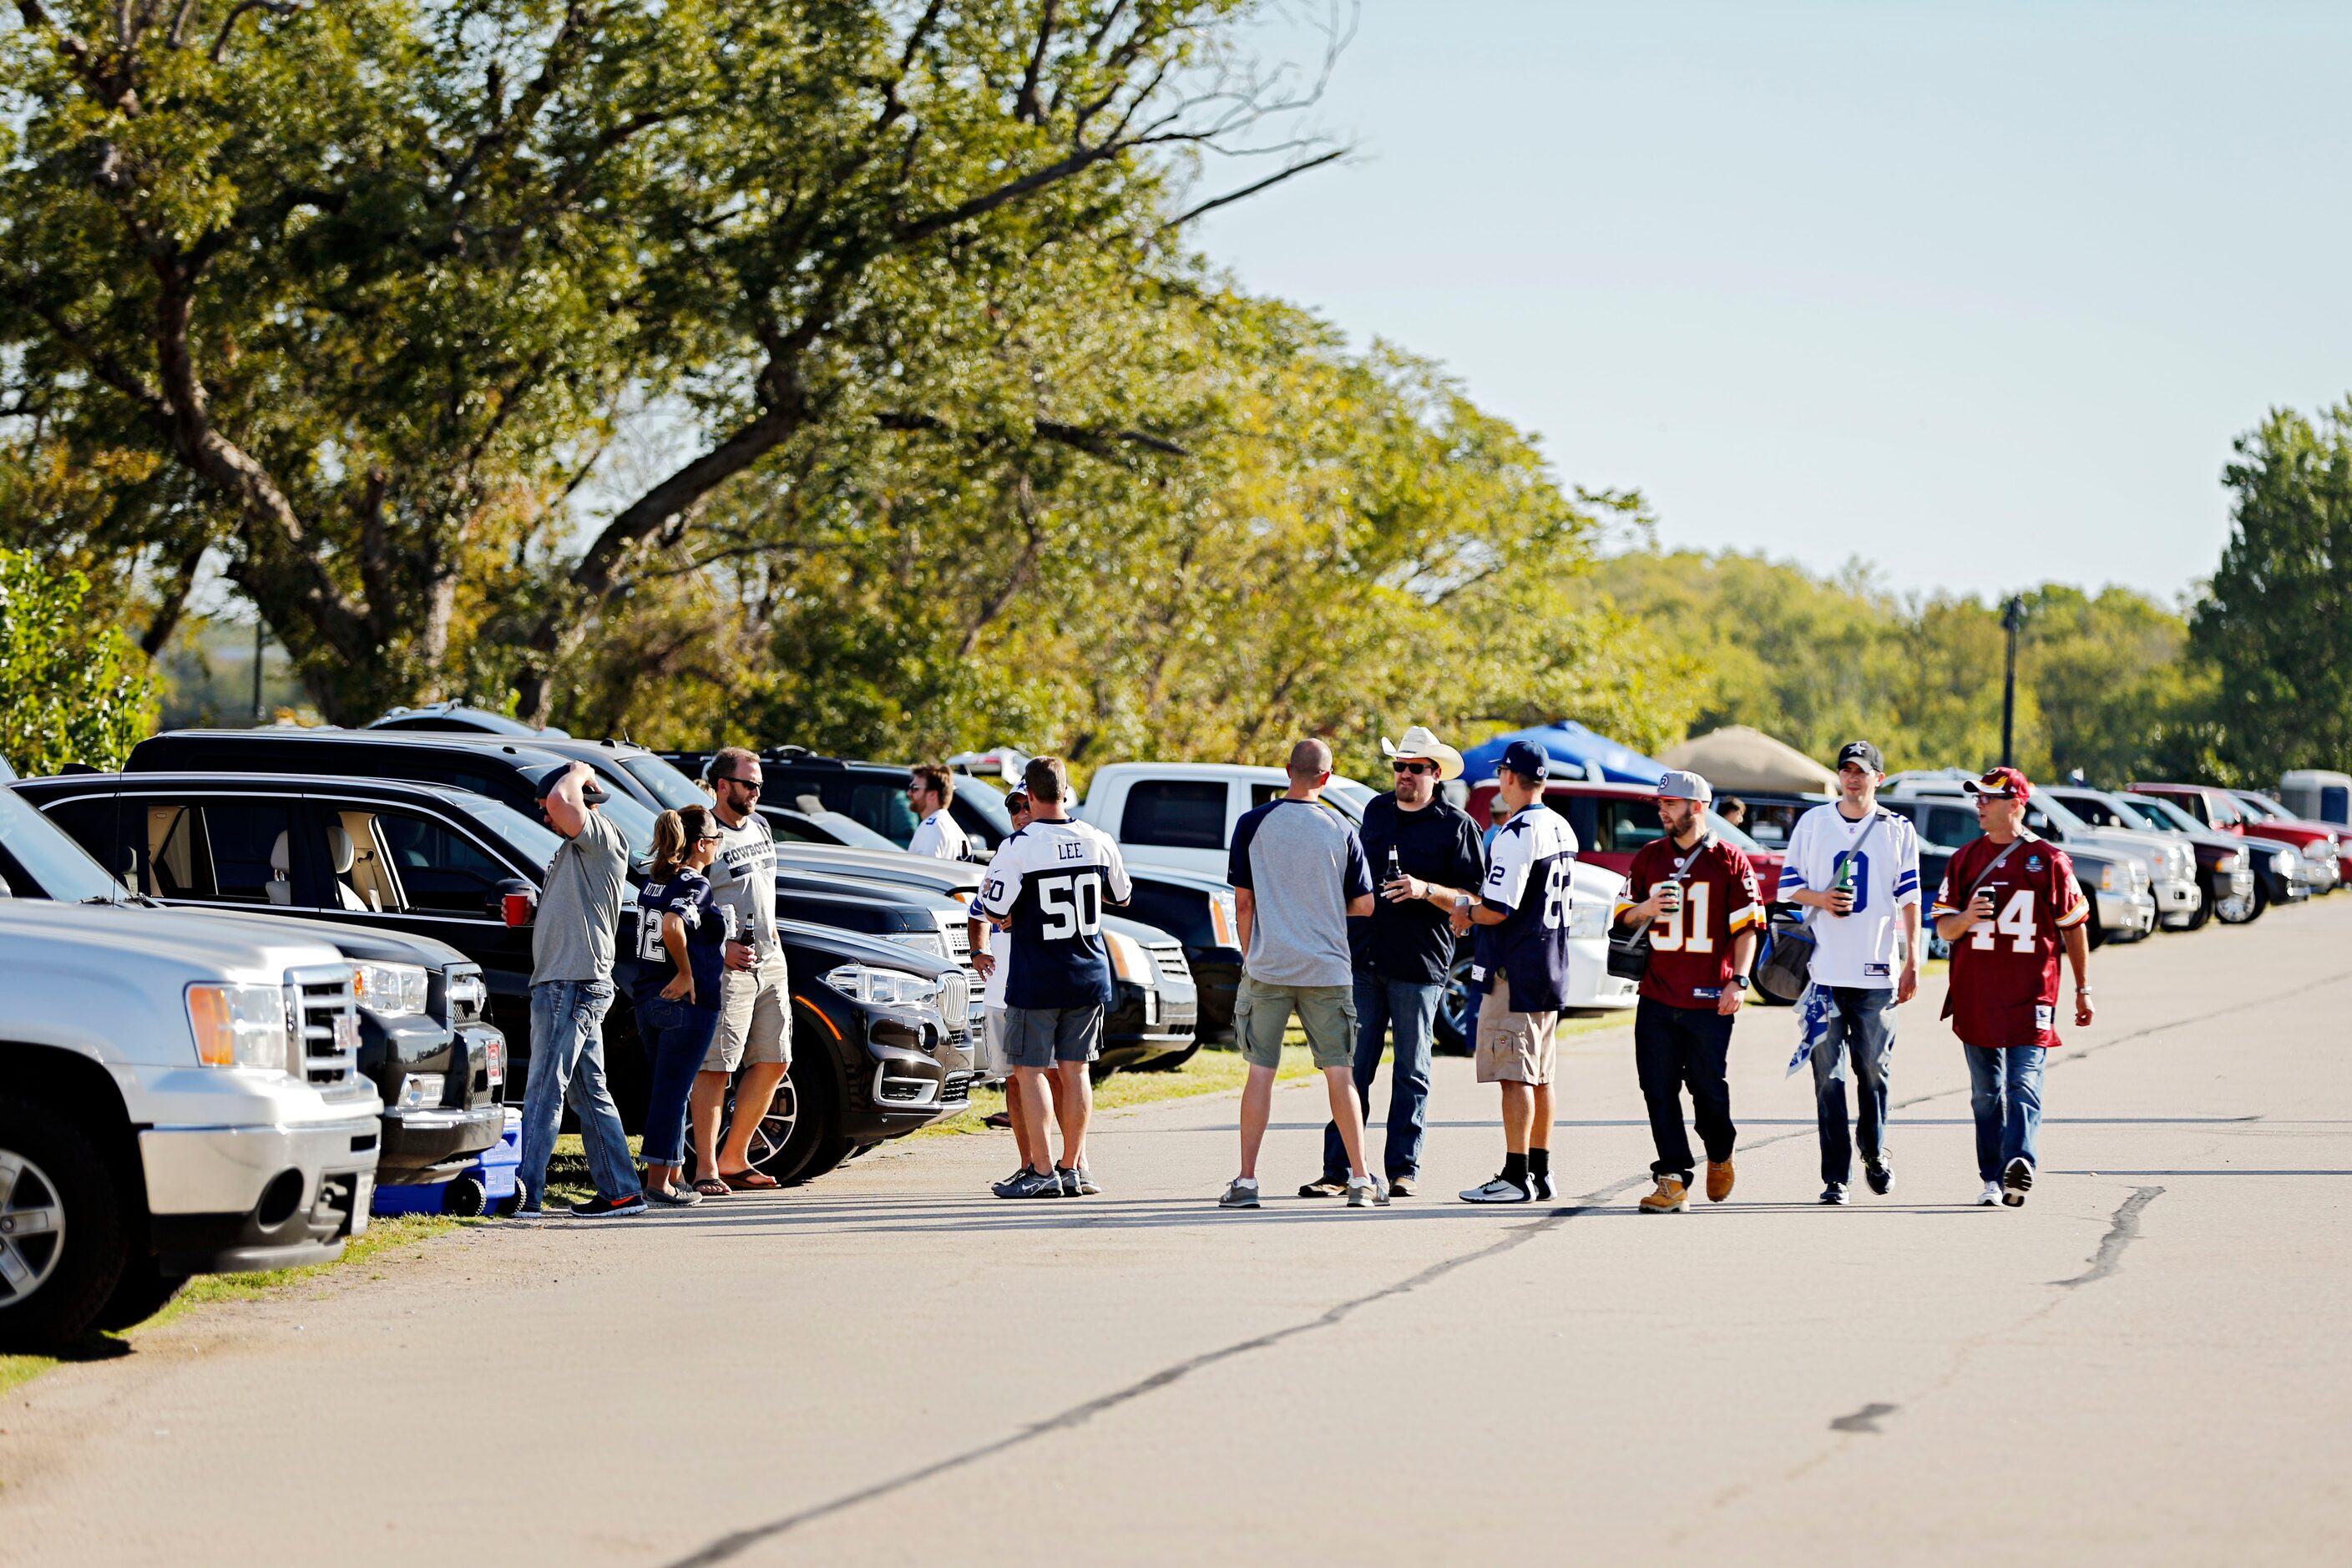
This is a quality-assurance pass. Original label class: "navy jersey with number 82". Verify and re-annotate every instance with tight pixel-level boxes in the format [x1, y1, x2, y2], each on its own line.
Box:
[978, 818, 1134, 1009]
[1471, 802, 1580, 1012]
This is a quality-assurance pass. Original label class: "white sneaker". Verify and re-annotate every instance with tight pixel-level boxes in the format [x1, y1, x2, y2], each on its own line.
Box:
[1976, 1181, 2005, 1206]
[1346, 1175, 1390, 1208]
[1218, 1178, 1262, 1209]
[1459, 1173, 1532, 1204]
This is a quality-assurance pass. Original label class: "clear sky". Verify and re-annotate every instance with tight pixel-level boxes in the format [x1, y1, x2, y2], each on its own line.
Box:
[1192, 0, 2352, 604]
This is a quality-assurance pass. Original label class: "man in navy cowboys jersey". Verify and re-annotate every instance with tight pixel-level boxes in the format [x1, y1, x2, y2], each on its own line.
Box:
[977, 756, 1133, 1199]
[1459, 741, 1581, 1203]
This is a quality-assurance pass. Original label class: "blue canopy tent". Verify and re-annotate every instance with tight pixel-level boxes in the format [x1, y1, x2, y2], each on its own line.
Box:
[1459, 721, 1667, 786]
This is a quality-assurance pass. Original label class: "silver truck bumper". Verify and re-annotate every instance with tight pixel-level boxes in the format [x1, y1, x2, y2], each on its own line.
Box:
[141, 1113, 382, 1216]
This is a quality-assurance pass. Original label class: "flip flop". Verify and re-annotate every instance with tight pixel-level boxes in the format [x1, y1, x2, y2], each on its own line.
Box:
[693, 1177, 730, 1198]
[721, 1168, 780, 1191]
[983, 1111, 1014, 1130]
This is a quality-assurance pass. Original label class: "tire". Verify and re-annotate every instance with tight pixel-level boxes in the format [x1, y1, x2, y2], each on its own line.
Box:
[90, 1254, 186, 1334]
[759, 1051, 842, 1185]
[0, 1098, 129, 1353]
[2181, 893, 2212, 932]
[2085, 905, 2106, 950]
[1433, 959, 1474, 1055]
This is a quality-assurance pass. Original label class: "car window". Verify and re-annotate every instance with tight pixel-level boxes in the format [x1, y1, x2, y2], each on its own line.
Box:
[1125, 781, 1230, 850]
[2055, 792, 2120, 827]
[0, 791, 124, 902]
[1605, 798, 1667, 851]
[950, 777, 1014, 846]
[1923, 804, 1983, 847]
[618, 754, 711, 812]
[2234, 792, 2289, 822]
[375, 807, 518, 914]
[803, 778, 918, 844]
[205, 801, 299, 903]
[68, 798, 296, 903]
[462, 798, 566, 867]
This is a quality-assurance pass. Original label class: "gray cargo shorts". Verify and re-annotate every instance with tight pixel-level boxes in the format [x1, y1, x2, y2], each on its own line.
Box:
[1001, 1004, 1104, 1070]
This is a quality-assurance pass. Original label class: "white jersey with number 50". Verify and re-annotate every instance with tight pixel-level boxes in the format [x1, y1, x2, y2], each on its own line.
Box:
[978, 817, 1133, 1010]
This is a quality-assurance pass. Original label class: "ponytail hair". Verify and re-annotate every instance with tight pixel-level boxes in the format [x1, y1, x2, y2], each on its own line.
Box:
[654, 804, 718, 878]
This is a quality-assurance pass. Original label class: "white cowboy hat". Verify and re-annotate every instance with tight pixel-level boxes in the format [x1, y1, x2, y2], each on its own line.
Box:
[1381, 725, 1464, 782]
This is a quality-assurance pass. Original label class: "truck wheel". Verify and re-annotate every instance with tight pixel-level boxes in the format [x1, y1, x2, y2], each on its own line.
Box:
[2180, 893, 2212, 932]
[2085, 906, 2107, 950]
[91, 1254, 186, 1334]
[0, 1098, 128, 1353]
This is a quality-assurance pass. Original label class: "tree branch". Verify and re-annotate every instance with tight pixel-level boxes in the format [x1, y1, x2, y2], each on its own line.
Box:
[1014, 1, 1059, 124]
[1158, 145, 1345, 231]
[209, 0, 299, 64]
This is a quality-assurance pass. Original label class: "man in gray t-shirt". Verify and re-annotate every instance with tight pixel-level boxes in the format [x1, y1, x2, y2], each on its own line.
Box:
[519, 761, 642, 1216]
[1216, 740, 1384, 1211]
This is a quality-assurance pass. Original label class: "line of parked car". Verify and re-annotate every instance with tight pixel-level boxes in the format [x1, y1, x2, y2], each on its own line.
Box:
[6, 701, 2337, 1352]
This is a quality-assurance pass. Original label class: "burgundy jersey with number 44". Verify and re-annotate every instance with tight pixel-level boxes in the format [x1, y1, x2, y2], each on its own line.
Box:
[1933, 833, 2088, 1048]
[1619, 836, 1763, 1009]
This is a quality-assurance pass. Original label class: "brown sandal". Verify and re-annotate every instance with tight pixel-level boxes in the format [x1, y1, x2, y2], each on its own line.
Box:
[693, 1176, 731, 1197]
[720, 1168, 779, 1191]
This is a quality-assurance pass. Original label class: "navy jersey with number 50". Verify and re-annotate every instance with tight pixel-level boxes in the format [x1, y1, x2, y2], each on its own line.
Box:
[1472, 802, 1580, 1012]
[978, 818, 1134, 1009]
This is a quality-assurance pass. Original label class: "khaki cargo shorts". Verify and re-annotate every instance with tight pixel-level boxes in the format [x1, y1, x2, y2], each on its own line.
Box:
[1234, 974, 1356, 1071]
[1474, 974, 1559, 1085]
[708, 949, 791, 1072]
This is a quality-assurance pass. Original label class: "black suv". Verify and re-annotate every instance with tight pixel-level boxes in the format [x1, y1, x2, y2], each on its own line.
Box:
[2, 784, 505, 1186]
[129, 729, 989, 1023]
[22, 773, 973, 1184]
[660, 747, 1016, 852]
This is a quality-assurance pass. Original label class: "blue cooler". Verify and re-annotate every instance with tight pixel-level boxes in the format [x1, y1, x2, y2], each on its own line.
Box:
[372, 1108, 525, 1218]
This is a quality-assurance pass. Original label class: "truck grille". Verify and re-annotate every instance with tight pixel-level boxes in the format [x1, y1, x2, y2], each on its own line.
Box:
[285, 964, 367, 1100]
[936, 914, 985, 1022]
[1146, 940, 1192, 987]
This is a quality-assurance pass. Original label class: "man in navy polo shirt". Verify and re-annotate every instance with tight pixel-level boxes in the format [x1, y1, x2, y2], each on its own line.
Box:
[1460, 741, 1580, 1204]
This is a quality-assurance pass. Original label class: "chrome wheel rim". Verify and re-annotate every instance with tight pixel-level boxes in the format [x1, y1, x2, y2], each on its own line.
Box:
[746, 1078, 798, 1173]
[0, 1150, 66, 1310]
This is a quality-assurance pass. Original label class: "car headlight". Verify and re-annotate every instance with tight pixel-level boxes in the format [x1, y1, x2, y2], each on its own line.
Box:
[447, 971, 488, 1019]
[352, 961, 431, 1018]
[824, 964, 940, 1009]
[2099, 863, 2121, 891]
[2274, 849, 2298, 873]
[1105, 930, 1154, 985]
[186, 982, 294, 1074]
[1208, 890, 1240, 949]
[885, 931, 948, 960]
[2221, 851, 2245, 873]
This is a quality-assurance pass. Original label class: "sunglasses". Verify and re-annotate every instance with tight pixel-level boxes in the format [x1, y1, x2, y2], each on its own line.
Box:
[1391, 761, 1435, 776]
[715, 775, 761, 793]
[696, 832, 725, 842]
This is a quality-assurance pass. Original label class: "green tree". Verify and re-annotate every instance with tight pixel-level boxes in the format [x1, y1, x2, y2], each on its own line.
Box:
[2189, 403, 2352, 781]
[0, 1, 1340, 723]
[0, 547, 156, 772]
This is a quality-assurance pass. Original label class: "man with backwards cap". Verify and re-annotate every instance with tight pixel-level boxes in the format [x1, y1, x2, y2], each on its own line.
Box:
[1931, 766, 2094, 1207]
[518, 760, 645, 1217]
[1614, 769, 1764, 1213]
[1300, 726, 1486, 1200]
[1459, 739, 1581, 1204]
[1778, 740, 1924, 1206]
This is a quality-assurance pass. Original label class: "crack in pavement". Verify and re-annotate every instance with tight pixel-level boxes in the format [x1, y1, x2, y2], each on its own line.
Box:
[662, 967, 2351, 1566]
[2051, 1185, 2165, 1287]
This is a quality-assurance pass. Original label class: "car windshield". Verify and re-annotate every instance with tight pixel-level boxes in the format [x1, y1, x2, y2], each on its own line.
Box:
[2233, 792, 2289, 822]
[0, 788, 125, 901]
[952, 776, 1014, 839]
[2027, 792, 2093, 834]
[813, 811, 900, 850]
[1322, 779, 1373, 822]
[619, 753, 712, 812]
[463, 797, 568, 869]
[2122, 794, 2202, 835]
[580, 789, 660, 860]
[1705, 812, 1767, 853]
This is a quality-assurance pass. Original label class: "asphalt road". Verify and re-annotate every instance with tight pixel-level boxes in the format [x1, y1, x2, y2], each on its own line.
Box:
[6, 897, 2349, 1566]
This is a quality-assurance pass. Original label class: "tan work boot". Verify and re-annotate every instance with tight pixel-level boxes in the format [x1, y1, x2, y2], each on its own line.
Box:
[1638, 1175, 1689, 1213]
[1705, 1159, 1735, 1202]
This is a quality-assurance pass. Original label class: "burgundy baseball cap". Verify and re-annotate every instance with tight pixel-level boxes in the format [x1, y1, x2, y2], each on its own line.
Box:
[1963, 766, 2032, 802]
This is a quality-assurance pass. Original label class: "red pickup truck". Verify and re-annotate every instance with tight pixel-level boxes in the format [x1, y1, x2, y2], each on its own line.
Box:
[1464, 778, 1785, 901]
[2128, 781, 2339, 896]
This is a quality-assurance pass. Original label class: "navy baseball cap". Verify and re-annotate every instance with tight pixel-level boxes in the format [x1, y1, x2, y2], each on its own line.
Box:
[1499, 739, 1550, 781]
[532, 761, 607, 804]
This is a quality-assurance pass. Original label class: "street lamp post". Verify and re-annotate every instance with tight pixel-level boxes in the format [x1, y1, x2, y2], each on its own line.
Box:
[2000, 596, 2026, 767]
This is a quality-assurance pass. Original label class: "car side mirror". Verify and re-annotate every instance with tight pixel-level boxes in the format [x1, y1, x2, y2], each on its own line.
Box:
[488, 877, 537, 927]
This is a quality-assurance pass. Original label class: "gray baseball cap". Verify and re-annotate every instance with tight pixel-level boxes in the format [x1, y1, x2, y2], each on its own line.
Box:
[1657, 769, 1713, 804]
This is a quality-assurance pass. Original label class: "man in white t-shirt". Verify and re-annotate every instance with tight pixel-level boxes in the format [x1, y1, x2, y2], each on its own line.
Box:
[907, 764, 971, 860]
[1778, 740, 1923, 1205]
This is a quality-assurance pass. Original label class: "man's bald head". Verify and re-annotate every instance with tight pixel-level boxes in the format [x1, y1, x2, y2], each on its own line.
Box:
[1286, 738, 1333, 782]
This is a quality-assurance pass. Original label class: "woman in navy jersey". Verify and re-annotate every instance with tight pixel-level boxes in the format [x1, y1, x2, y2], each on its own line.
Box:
[635, 805, 731, 1205]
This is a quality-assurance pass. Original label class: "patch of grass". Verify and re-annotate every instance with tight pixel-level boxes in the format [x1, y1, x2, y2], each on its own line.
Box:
[912, 1039, 1321, 1141]
[1, 1212, 471, 1399]
[539, 1130, 644, 1206]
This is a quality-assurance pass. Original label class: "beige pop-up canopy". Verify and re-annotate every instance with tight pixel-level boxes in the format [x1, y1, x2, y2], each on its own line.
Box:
[1659, 725, 1837, 794]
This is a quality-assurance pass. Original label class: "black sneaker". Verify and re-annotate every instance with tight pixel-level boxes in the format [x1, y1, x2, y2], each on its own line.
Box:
[1529, 1168, 1555, 1201]
[570, 1192, 647, 1218]
[2002, 1157, 2034, 1207]
[1298, 1176, 1348, 1197]
[1818, 1182, 1849, 1206]
[1000, 1169, 1061, 1200]
[1864, 1159, 1895, 1196]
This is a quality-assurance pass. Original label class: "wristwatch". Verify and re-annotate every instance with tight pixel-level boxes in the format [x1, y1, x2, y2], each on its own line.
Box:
[1730, 974, 1752, 991]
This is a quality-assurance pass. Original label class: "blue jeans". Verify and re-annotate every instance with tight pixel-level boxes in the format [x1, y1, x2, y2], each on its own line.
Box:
[1321, 975, 1442, 1182]
[520, 979, 639, 1207]
[1965, 1044, 2046, 1181]
[1809, 985, 1896, 1185]
[635, 992, 721, 1169]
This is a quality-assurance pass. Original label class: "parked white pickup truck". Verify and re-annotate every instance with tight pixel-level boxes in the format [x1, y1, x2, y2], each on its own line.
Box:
[0, 903, 379, 1348]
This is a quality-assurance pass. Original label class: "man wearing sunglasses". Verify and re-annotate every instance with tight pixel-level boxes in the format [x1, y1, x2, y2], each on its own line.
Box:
[691, 746, 791, 1191]
[1302, 726, 1485, 1200]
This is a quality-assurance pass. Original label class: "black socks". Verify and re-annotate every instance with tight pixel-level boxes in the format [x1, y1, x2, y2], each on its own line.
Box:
[1528, 1147, 1550, 1180]
[1502, 1152, 1529, 1186]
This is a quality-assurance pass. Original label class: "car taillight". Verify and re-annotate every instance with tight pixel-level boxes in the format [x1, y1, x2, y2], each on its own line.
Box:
[502, 891, 535, 927]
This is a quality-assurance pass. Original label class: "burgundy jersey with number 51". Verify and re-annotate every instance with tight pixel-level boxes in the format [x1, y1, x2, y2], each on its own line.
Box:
[1933, 834, 2088, 1048]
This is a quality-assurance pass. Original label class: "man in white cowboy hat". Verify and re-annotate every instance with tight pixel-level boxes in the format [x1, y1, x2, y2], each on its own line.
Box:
[1301, 725, 1488, 1199]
